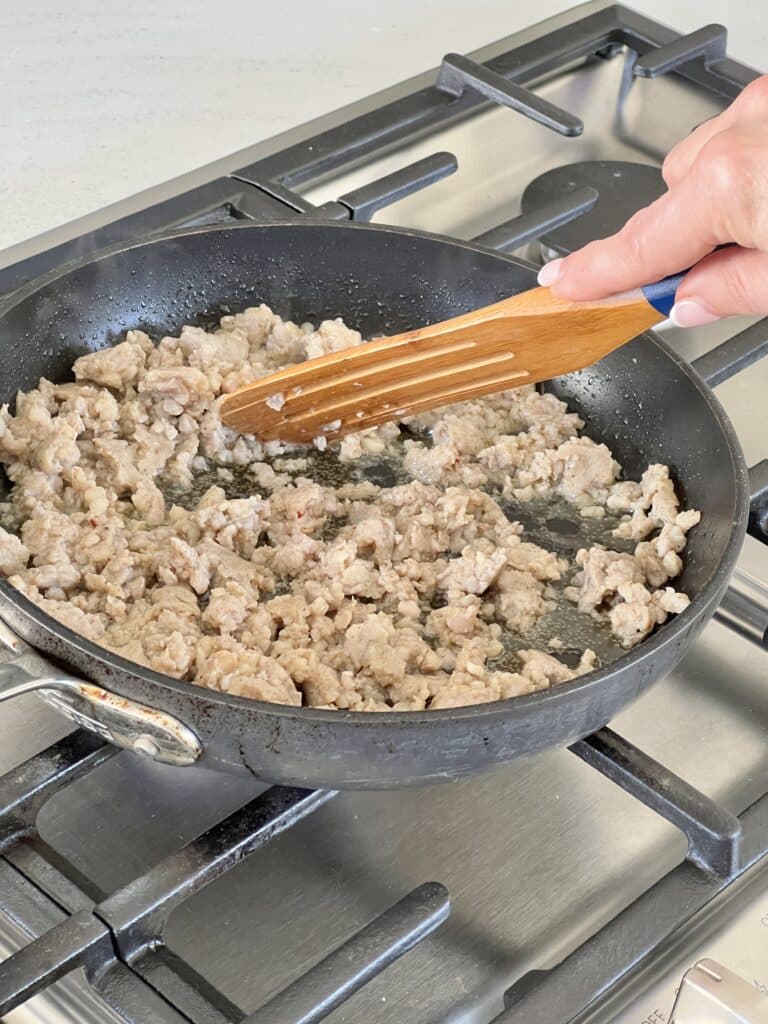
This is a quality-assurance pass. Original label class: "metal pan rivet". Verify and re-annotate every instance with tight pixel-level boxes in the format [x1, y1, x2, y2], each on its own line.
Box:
[133, 735, 161, 760]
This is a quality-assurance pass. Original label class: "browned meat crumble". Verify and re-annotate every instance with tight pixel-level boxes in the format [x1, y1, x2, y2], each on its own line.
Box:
[0, 306, 699, 710]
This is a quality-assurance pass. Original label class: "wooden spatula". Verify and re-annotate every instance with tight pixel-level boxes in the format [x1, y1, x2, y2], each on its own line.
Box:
[218, 271, 682, 443]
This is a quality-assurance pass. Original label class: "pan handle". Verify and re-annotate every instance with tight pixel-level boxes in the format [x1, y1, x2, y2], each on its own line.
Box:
[0, 619, 203, 766]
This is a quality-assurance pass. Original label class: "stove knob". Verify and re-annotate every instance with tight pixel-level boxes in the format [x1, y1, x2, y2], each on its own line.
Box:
[670, 958, 768, 1022]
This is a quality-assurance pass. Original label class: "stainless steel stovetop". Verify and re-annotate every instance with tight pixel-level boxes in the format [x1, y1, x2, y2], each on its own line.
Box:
[1, 4, 768, 1022]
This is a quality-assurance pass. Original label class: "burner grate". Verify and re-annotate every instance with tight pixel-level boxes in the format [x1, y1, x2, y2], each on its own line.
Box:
[0, 708, 764, 1022]
[498, 792, 768, 1024]
[0, 736, 450, 1022]
[570, 730, 741, 878]
[0, 4, 758, 299]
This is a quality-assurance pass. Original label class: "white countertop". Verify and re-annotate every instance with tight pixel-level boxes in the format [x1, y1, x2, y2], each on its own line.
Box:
[1, 0, 766, 253]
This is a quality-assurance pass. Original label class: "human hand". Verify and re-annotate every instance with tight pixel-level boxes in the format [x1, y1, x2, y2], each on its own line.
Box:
[537, 76, 768, 327]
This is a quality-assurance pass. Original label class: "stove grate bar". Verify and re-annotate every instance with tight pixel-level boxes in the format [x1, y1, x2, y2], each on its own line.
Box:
[96, 786, 336, 963]
[129, 946, 245, 1024]
[634, 24, 728, 79]
[715, 568, 768, 646]
[245, 882, 450, 1024]
[0, 887, 197, 1023]
[748, 460, 768, 541]
[236, 151, 461, 224]
[229, 174, 323, 216]
[247, 9, 621, 189]
[0, 909, 113, 1018]
[437, 52, 583, 136]
[0, 853, 198, 1024]
[0, 856, 71, 941]
[495, 788, 768, 1024]
[471, 187, 598, 254]
[94, 960, 195, 1024]
[690, 317, 768, 548]
[0, 730, 115, 849]
[692, 317, 768, 389]
[335, 151, 458, 221]
[5, 837, 107, 909]
[570, 728, 742, 878]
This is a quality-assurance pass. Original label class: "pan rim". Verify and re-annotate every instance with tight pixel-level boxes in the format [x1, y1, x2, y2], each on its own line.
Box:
[0, 219, 750, 727]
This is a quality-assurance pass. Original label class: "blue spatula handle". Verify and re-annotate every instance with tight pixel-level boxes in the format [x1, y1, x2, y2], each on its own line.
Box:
[640, 273, 686, 317]
[640, 245, 731, 317]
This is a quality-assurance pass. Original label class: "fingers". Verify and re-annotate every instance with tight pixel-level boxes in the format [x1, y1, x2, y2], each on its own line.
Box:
[540, 177, 720, 301]
[540, 118, 768, 302]
[670, 245, 768, 325]
[664, 75, 768, 187]
[662, 115, 726, 188]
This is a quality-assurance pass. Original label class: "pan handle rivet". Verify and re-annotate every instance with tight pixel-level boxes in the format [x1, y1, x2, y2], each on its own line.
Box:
[133, 735, 161, 760]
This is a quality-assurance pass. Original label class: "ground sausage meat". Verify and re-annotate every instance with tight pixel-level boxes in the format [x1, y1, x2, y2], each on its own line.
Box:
[0, 306, 699, 709]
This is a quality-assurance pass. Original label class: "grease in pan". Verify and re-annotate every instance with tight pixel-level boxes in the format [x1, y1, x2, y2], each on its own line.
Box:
[0, 303, 698, 712]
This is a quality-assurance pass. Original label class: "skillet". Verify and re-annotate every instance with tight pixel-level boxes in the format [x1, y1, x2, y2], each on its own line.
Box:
[0, 220, 750, 787]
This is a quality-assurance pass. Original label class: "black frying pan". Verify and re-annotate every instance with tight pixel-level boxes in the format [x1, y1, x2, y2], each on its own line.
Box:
[0, 221, 749, 787]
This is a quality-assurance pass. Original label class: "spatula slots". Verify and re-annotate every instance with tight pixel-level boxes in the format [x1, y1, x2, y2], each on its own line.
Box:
[219, 274, 682, 442]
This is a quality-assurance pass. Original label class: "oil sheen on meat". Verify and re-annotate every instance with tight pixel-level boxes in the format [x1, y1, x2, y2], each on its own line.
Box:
[0, 306, 699, 711]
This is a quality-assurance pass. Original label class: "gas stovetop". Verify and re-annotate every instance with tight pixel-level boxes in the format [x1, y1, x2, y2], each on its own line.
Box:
[1, 3, 768, 1023]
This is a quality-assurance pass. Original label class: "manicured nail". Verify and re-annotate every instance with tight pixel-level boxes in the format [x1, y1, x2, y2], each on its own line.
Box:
[537, 258, 564, 287]
[669, 300, 720, 328]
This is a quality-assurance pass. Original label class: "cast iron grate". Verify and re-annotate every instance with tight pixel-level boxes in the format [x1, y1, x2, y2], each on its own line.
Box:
[0, 708, 767, 1022]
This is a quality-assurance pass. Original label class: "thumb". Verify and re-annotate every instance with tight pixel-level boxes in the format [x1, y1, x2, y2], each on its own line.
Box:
[670, 246, 768, 326]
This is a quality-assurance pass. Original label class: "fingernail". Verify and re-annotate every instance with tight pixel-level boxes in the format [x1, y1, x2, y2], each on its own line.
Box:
[669, 300, 720, 328]
[537, 258, 564, 288]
